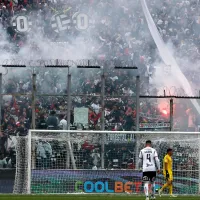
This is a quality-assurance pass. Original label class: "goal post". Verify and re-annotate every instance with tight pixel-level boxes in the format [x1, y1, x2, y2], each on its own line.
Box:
[13, 130, 200, 195]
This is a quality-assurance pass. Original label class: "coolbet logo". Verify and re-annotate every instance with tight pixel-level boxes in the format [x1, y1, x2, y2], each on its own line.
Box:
[75, 181, 134, 193]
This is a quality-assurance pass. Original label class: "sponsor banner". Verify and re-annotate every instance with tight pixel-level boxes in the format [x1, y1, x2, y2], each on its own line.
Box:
[31, 170, 199, 194]
[106, 133, 135, 143]
[140, 122, 170, 129]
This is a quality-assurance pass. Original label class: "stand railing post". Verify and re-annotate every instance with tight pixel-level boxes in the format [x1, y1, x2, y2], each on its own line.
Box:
[135, 76, 140, 169]
[101, 72, 105, 169]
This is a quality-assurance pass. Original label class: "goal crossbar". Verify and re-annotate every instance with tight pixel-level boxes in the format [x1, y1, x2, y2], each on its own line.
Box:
[28, 130, 198, 134]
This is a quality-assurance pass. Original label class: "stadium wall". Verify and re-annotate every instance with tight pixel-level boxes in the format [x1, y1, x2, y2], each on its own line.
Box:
[0, 169, 15, 193]
[0, 169, 198, 194]
[31, 170, 198, 194]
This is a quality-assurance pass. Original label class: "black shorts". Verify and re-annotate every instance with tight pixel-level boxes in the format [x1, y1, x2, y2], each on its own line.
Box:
[142, 171, 156, 182]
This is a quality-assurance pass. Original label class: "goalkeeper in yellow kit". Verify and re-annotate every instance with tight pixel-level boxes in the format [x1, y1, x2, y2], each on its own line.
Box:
[159, 148, 177, 198]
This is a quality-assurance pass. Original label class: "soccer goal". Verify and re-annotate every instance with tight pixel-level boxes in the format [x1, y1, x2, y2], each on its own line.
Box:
[13, 130, 200, 195]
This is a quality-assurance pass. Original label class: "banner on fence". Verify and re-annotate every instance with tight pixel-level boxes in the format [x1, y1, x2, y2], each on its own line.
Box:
[74, 107, 88, 125]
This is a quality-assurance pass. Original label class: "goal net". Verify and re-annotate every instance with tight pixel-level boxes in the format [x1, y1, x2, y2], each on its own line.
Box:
[13, 130, 200, 195]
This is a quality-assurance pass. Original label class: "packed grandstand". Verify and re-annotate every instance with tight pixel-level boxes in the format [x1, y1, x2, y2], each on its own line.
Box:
[0, 0, 200, 170]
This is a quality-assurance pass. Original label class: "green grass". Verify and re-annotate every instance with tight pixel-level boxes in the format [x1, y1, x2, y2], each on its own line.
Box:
[0, 195, 199, 200]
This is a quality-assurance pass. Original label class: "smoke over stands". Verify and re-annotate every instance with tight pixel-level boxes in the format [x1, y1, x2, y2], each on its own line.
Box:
[0, 1, 199, 143]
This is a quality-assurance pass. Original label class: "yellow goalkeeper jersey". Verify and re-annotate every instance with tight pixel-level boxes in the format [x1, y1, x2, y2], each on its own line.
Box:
[163, 154, 173, 173]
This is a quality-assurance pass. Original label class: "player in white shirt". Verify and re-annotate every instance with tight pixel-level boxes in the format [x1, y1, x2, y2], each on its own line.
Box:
[139, 140, 160, 200]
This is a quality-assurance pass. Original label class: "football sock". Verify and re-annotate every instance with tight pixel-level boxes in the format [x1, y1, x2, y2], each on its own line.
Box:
[144, 182, 149, 197]
[160, 183, 168, 191]
[151, 182, 155, 196]
[169, 184, 173, 195]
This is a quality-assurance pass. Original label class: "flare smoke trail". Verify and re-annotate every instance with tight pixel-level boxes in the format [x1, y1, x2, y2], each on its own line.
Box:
[140, 0, 200, 114]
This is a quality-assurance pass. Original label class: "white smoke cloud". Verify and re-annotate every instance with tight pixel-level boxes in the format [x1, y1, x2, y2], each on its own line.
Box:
[0, 0, 199, 100]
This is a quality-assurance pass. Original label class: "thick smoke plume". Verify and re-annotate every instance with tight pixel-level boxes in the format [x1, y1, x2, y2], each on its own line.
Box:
[0, 0, 199, 103]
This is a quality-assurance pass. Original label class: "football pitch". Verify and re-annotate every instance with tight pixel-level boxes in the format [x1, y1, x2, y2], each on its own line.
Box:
[0, 195, 199, 200]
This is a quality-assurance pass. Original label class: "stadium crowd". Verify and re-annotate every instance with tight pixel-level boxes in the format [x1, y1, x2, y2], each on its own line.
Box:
[0, 0, 200, 169]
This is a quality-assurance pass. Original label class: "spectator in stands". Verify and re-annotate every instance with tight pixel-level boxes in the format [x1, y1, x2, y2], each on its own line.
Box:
[0, 0, 200, 169]
[14, 122, 28, 136]
[46, 110, 59, 130]
[124, 108, 135, 131]
[59, 114, 67, 130]
[37, 114, 47, 129]
[186, 108, 197, 132]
